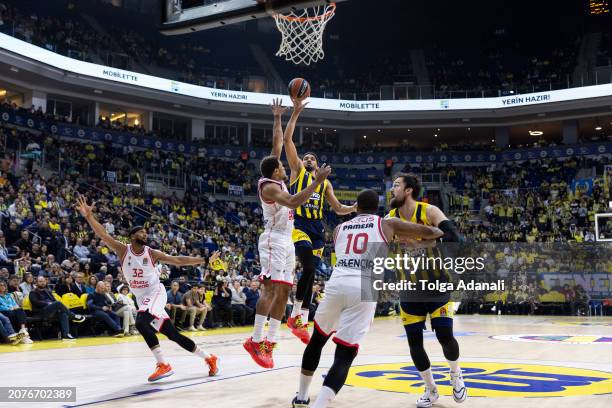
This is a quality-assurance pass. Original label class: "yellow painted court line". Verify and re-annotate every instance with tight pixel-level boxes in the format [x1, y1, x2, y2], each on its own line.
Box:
[0, 316, 401, 354]
[0, 325, 254, 353]
[564, 336, 600, 343]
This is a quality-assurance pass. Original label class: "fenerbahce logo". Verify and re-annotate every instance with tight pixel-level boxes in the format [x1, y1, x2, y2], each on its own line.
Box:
[345, 362, 612, 397]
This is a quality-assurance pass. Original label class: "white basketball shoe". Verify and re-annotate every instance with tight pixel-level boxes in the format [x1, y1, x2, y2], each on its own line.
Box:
[416, 386, 439, 408]
[450, 370, 467, 403]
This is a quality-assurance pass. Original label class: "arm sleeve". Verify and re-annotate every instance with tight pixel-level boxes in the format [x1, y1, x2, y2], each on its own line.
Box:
[438, 220, 465, 243]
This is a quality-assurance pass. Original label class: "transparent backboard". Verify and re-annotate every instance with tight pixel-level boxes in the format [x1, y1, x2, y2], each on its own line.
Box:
[160, 0, 342, 35]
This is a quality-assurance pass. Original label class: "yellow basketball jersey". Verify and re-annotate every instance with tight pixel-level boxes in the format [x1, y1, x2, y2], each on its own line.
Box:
[289, 167, 329, 219]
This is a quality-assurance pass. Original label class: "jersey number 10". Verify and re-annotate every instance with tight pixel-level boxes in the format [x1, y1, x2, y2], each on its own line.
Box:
[344, 233, 368, 254]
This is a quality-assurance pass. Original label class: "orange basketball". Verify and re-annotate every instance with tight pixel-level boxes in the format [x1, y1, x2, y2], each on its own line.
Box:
[288, 78, 311, 100]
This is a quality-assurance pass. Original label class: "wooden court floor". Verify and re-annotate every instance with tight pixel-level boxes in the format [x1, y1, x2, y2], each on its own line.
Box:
[1, 315, 611, 408]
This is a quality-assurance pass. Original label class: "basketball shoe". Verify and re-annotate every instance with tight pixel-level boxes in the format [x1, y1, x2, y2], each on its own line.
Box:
[148, 363, 174, 382]
[206, 354, 219, 376]
[264, 339, 277, 368]
[287, 315, 310, 344]
[450, 370, 467, 403]
[416, 386, 439, 408]
[292, 395, 310, 408]
[243, 337, 272, 368]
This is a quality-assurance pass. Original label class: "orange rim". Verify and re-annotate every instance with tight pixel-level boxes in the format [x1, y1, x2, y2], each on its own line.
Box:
[274, 3, 336, 23]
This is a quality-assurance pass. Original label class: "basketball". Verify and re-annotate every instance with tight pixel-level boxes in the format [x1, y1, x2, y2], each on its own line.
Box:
[288, 78, 311, 100]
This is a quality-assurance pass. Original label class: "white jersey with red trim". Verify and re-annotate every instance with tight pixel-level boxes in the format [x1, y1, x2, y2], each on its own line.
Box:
[258, 177, 294, 235]
[332, 214, 388, 278]
[121, 244, 168, 321]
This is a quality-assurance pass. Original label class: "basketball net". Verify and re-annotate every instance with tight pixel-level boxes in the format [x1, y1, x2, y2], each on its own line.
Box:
[273, 3, 336, 65]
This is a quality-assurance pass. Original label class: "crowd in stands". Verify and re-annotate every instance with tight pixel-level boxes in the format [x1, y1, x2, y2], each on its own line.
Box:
[1, 99, 611, 345]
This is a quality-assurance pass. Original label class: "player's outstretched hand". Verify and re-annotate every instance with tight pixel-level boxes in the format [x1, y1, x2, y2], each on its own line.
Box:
[76, 195, 95, 218]
[270, 97, 288, 117]
[291, 98, 309, 115]
[208, 250, 221, 265]
[315, 164, 332, 182]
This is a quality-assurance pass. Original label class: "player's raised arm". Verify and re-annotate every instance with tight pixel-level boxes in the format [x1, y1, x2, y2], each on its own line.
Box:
[283, 98, 307, 182]
[382, 217, 443, 241]
[76, 195, 126, 257]
[262, 164, 331, 209]
[151, 249, 220, 267]
[325, 181, 358, 216]
[270, 98, 288, 159]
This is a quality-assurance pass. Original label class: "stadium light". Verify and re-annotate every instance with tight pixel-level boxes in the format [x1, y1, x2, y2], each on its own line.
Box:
[595, 126, 603, 131]
[529, 130, 543, 136]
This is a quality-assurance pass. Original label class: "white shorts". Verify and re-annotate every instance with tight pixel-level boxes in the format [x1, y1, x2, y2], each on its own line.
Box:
[136, 284, 170, 332]
[258, 230, 295, 286]
[314, 276, 376, 349]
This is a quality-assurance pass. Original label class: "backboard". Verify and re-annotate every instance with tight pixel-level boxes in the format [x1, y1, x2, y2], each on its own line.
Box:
[160, 0, 343, 35]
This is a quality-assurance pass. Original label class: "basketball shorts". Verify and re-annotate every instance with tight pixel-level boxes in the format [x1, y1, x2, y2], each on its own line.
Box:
[136, 284, 170, 332]
[313, 275, 376, 349]
[400, 301, 454, 333]
[258, 230, 296, 286]
[292, 216, 325, 256]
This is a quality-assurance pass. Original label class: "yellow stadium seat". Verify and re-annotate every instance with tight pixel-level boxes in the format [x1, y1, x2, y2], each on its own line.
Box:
[22, 295, 32, 312]
[539, 291, 565, 303]
[61, 293, 84, 309]
[80, 293, 89, 310]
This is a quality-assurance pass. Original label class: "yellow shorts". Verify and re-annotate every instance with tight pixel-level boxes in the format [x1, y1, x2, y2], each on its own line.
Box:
[400, 301, 454, 332]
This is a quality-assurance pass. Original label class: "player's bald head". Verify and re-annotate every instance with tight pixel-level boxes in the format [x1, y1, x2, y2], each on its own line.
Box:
[357, 189, 379, 214]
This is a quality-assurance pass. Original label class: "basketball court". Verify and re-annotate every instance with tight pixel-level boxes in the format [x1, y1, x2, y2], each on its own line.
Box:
[2, 315, 611, 407]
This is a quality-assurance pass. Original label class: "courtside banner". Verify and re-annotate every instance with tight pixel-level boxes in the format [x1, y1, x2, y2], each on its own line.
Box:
[2, 34, 612, 112]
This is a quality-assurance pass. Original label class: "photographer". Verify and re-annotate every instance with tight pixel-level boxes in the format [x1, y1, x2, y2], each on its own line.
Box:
[212, 280, 232, 328]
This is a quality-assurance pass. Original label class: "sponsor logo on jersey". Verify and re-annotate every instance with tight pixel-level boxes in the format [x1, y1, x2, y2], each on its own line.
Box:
[345, 362, 612, 397]
[143, 258, 149, 266]
[491, 334, 612, 344]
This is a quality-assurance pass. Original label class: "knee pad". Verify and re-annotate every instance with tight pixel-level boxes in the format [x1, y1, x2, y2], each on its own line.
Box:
[160, 320, 196, 352]
[135, 313, 160, 349]
[407, 331, 430, 372]
[434, 326, 459, 361]
[302, 328, 330, 372]
[322, 343, 358, 394]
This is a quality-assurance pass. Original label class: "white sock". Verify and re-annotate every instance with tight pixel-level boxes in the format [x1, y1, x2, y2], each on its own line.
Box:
[448, 359, 460, 374]
[252, 314, 267, 343]
[292, 301, 303, 317]
[311, 386, 336, 408]
[193, 345, 211, 359]
[267, 318, 281, 343]
[297, 372, 313, 401]
[301, 310, 309, 325]
[419, 368, 437, 389]
[151, 346, 167, 364]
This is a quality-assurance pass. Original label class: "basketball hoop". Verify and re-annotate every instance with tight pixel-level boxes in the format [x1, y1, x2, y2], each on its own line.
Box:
[272, 3, 336, 65]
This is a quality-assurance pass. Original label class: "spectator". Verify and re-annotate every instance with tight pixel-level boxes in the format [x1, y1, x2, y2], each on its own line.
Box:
[86, 281, 124, 337]
[18, 272, 34, 297]
[181, 284, 208, 331]
[55, 275, 77, 297]
[0, 280, 32, 343]
[73, 238, 90, 263]
[165, 281, 185, 325]
[212, 280, 232, 328]
[230, 280, 252, 326]
[85, 275, 98, 295]
[29, 276, 85, 340]
[243, 280, 260, 312]
[116, 285, 137, 336]
[73, 272, 87, 297]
